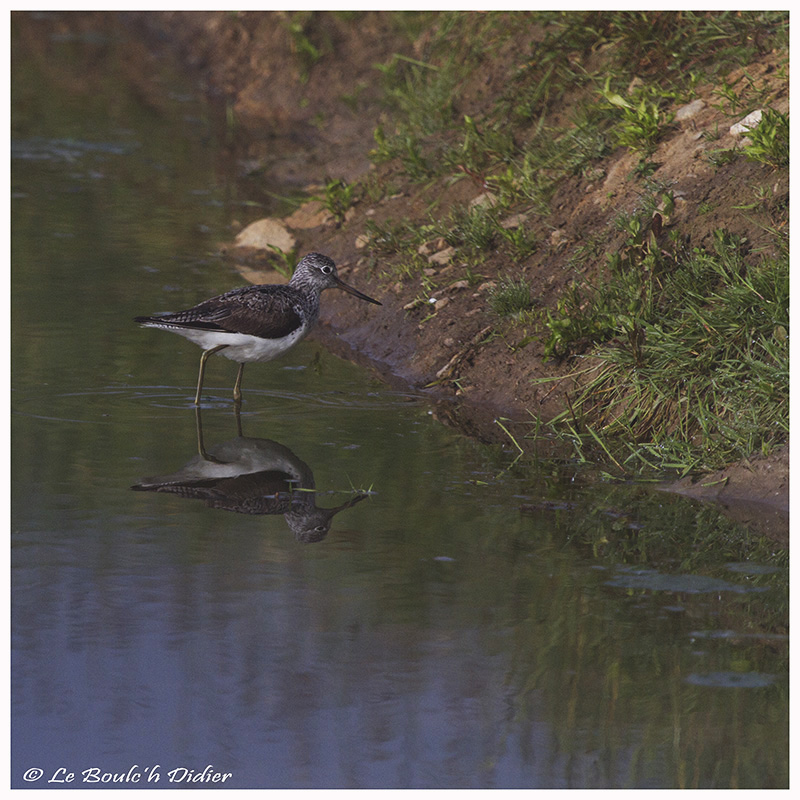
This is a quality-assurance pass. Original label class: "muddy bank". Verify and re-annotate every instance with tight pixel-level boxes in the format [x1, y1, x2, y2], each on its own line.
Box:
[128, 10, 419, 187]
[662, 445, 789, 544]
[131, 11, 788, 529]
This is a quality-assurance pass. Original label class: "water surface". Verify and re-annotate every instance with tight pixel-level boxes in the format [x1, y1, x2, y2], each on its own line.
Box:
[11, 12, 788, 790]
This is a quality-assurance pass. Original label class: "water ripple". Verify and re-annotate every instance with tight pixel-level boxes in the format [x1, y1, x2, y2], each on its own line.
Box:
[605, 566, 767, 595]
[11, 136, 137, 162]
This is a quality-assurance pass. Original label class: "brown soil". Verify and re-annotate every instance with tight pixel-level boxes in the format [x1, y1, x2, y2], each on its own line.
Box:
[129, 12, 788, 530]
[663, 444, 789, 545]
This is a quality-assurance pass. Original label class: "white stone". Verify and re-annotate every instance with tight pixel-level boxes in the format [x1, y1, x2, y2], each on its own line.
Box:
[500, 213, 528, 230]
[730, 109, 763, 136]
[469, 191, 499, 209]
[234, 218, 296, 252]
[674, 99, 705, 121]
[428, 246, 457, 265]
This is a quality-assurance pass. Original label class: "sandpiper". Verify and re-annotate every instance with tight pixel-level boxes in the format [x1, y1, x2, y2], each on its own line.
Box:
[131, 415, 368, 543]
[135, 252, 381, 404]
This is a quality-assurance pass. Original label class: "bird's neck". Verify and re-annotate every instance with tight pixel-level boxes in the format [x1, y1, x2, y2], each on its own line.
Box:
[289, 273, 318, 293]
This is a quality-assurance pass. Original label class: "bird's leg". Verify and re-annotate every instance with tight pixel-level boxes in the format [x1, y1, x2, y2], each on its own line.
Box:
[234, 400, 244, 438]
[195, 344, 229, 405]
[232, 363, 245, 406]
[194, 404, 208, 457]
[194, 404, 227, 464]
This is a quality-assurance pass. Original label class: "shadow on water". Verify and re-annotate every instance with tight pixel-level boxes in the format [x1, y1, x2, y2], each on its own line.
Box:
[11, 10, 788, 790]
[131, 408, 368, 543]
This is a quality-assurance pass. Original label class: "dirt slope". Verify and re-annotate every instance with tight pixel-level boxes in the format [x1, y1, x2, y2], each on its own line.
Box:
[132, 11, 789, 521]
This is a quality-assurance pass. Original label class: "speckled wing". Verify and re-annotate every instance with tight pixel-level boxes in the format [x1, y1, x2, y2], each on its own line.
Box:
[132, 470, 297, 515]
[139, 286, 304, 340]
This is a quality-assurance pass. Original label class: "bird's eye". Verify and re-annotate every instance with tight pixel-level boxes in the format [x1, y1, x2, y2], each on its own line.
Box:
[321, 265, 332, 274]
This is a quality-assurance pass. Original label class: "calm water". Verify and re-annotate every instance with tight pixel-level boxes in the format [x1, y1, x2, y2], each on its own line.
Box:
[11, 13, 788, 789]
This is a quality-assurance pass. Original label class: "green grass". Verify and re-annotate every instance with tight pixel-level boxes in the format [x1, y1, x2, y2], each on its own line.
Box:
[489, 277, 535, 317]
[498, 223, 538, 260]
[316, 177, 355, 223]
[375, 54, 457, 138]
[439, 203, 498, 255]
[538, 10, 787, 84]
[600, 79, 676, 155]
[365, 10, 786, 227]
[540, 229, 788, 473]
[265, 244, 300, 278]
[350, 11, 788, 475]
[364, 217, 432, 255]
[741, 108, 789, 168]
[281, 12, 326, 84]
[371, 125, 434, 180]
[366, 10, 788, 228]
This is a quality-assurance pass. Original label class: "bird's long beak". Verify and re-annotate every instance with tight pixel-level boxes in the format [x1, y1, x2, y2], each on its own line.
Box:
[335, 276, 382, 305]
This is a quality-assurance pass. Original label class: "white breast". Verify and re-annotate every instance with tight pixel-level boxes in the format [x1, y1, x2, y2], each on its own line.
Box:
[168, 326, 308, 363]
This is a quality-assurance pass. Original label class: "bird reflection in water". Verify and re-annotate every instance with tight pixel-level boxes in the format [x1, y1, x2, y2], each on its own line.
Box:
[132, 408, 368, 543]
